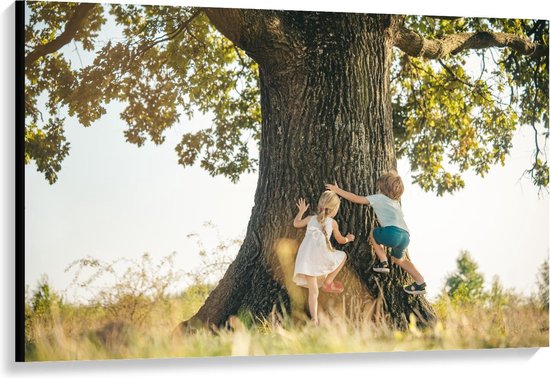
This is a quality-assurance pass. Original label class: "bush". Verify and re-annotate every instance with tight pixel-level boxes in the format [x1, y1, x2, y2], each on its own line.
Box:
[443, 250, 486, 305]
[65, 252, 184, 327]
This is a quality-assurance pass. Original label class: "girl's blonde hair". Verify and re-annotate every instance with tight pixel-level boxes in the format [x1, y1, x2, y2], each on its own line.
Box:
[377, 170, 405, 200]
[316, 190, 341, 251]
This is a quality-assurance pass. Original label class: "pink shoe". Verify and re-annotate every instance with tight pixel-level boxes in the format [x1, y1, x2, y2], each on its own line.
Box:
[321, 280, 344, 293]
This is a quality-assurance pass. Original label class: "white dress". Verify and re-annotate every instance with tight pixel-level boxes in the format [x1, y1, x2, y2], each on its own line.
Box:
[293, 216, 347, 288]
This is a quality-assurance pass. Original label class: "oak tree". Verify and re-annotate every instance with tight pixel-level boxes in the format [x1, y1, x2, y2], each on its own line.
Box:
[24, 1, 548, 329]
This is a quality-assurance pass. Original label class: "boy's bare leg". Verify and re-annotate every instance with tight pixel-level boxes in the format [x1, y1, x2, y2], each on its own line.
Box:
[392, 257, 425, 283]
[370, 230, 387, 262]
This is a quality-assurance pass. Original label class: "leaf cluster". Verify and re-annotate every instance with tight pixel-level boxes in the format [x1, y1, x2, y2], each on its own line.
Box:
[392, 16, 548, 194]
[25, 2, 260, 184]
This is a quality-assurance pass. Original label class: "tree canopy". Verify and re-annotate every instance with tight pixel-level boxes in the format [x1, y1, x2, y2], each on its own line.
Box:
[24, 2, 548, 194]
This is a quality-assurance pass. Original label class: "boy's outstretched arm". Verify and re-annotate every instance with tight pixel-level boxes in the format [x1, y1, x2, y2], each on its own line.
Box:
[325, 183, 370, 205]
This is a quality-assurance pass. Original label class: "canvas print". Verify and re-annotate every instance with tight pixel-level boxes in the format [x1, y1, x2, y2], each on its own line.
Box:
[19, 0, 549, 362]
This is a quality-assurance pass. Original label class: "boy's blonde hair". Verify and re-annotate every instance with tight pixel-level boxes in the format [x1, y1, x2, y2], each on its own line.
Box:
[377, 171, 404, 200]
[316, 190, 341, 251]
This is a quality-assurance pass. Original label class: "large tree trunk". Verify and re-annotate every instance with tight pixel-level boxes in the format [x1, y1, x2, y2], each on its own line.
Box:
[178, 10, 435, 332]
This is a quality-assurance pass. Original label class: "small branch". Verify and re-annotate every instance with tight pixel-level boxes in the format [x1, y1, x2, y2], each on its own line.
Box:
[25, 3, 97, 66]
[437, 59, 474, 88]
[134, 9, 202, 58]
[187, 29, 208, 48]
[409, 57, 507, 108]
[477, 50, 486, 82]
[435, 58, 501, 105]
[233, 45, 250, 80]
[425, 16, 464, 21]
[394, 26, 548, 59]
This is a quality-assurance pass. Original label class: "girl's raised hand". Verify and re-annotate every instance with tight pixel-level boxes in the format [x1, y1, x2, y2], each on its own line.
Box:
[345, 233, 355, 242]
[296, 198, 309, 213]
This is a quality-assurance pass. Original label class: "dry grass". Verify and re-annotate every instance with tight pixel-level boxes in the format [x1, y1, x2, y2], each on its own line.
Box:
[25, 295, 549, 362]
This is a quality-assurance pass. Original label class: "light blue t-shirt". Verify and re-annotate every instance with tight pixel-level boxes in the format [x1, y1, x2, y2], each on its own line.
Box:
[365, 194, 409, 233]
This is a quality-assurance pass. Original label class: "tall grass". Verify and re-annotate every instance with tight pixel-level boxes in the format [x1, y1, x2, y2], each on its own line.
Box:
[24, 250, 548, 361]
[25, 289, 548, 361]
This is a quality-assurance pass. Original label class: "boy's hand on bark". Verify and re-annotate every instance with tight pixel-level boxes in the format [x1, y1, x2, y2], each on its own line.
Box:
[325, 183, 339, 192]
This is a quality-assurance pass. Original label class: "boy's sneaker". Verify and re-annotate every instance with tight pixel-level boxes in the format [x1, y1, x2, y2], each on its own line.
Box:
[373, 261, 390, 274]
[403, 282, 427, 295]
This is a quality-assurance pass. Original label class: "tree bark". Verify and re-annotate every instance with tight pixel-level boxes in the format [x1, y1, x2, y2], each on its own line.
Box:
[177, 11, 435, 332]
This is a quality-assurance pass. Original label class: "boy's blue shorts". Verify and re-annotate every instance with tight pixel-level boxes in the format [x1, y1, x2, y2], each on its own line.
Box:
[372, 226, 410, 259]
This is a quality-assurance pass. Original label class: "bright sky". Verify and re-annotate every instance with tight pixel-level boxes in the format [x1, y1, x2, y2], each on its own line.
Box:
[23, 0, 549, 303]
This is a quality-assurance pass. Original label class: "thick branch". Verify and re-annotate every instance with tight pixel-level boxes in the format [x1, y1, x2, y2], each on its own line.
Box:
[394, 26, 548, 59]
[203, 8, 245, 48]
[202, 8, 295, 68]
[25, 3, 96, 66]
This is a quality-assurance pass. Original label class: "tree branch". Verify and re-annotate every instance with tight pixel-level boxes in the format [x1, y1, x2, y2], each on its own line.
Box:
[394, 26, 548, 59]
[437, 59, 474, 87]
[202, 8, 294, 67]
[134, 9, 202, 58]
[425, 16, 464, 21]
[203, 8, 245, 48]
[25, 3, 97, 66]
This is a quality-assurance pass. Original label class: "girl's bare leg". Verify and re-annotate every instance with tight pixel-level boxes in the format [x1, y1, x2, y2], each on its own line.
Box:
[370, 230, 387, 262]
[392, 257, 425, 283]
[325, 254, 347, 285]
[305, 275, 319, 324]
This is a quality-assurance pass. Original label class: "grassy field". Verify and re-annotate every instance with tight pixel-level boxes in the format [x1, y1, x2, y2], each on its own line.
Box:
[24, 288, 549, 362]
[24, 251, 548, 361]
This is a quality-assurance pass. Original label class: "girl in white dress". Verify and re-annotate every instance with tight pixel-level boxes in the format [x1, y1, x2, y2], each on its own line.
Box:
[292, 190, 355, 325]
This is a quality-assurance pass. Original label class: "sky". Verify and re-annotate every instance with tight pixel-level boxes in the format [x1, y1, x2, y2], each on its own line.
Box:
[23, 0, 549, 304]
